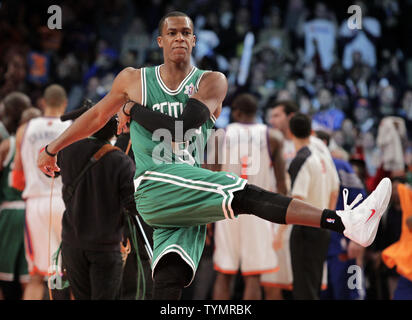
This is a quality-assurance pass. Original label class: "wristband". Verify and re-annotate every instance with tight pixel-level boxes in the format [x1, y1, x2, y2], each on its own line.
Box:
[45, 145, 57, 157]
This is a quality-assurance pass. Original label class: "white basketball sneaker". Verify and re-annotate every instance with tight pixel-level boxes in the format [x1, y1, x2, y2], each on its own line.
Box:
[336, 177, 392, 247]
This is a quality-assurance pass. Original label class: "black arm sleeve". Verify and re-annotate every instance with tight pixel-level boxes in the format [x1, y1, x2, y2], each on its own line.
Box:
[130, 98, 211, 142]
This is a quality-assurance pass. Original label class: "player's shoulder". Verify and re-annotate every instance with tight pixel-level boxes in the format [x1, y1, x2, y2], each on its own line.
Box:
[117, 67, 142, 81]
[197, 70, 228, 99]
[0, 137, 10, 161]
[200, 70, 226, 82]
[267, 127, 283, 140]
[15, 121, 29, 141]
[112, 67, 143, 97]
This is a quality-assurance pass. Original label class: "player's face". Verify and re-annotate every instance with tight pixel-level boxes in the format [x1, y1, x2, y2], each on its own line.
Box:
[269, 106, 288, 133]
[158, 16, 196, 63]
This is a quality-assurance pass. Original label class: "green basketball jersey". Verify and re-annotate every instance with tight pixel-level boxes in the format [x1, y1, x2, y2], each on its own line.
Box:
[0, 137, 23, 202]
[130, 65, 216, 177]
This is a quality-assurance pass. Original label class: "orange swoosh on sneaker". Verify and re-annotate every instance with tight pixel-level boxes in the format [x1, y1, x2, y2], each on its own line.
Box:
[366, 209, 376, 223]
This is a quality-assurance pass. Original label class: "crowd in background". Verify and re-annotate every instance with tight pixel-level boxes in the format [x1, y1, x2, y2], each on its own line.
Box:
[1, 0, 412, 300]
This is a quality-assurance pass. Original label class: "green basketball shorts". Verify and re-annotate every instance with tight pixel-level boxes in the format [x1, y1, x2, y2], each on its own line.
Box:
[0, 202, 29, 283]
[133, 163, 247, 285]
[134, 163, 247, 228]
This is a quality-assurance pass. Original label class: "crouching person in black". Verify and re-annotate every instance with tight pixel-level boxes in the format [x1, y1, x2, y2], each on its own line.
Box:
[55, 104, 139, 300]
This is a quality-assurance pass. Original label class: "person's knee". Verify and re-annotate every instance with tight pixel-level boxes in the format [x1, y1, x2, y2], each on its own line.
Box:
[232, 184, 291, 222]
[154, 268, 186, 289]
[152, 253, 192, 300]
[215, 272, 233, 285]
[154, 253, 192, 288]
[243, 274, 260, 285]
[29, 274, 45, 284]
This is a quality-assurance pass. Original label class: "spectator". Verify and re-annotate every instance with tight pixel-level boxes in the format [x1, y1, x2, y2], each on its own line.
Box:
[382, 181, 412, 300]
[0, 48, 28, 100]
[120, 17, 151, 68]
[284, 0, 308, 38]
[95, 0, 135, 52]
[218, 7, 252, 59]
[339, 1, 381, 70]
[401, 89, 412, 122]
[193, 12, 221, 63]
[300, 2, 337, 72]
[256, 6, 293, 61]
[376, 116, 407, 177]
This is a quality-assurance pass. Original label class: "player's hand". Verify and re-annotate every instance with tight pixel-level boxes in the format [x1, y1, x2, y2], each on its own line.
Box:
[117, 101, 133, 135]
[37, 148, 60, 177]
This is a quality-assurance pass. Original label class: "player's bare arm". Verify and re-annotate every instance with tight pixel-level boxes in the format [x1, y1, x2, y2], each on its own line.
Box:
[37, 67, 141, 176]
[10, 123, 26, 190]
[268, 128, 287, 196]
[0, 139, 10, 172]
[190, 71, 227, 118]
[13, 124, 25, 172]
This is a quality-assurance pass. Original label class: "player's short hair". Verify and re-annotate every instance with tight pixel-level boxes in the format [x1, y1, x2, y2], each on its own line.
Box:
[158, 11, 194, 35]
[2, 92, 31, 133]
[271, 100, 298, 115]
[232, 93, 258, 116]
[3, 92, 31, 113]
[19, 107, 42, 125]
[44, 84, 67, 109]
[290, 113, 312, 139]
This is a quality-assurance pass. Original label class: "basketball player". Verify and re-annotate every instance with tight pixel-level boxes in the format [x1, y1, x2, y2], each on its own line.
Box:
[0, 92, 31, 299]
[211, 93, 287, 300]
[262, 100, 298, 298]
[37, 12, 392, 300]
[12, 85, 71, 300]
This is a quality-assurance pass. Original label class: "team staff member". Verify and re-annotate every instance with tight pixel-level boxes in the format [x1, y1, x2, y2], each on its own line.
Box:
[262, 101, 339, 298]
[57, 104, 137, 300]
[288, 113, 337, 300]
